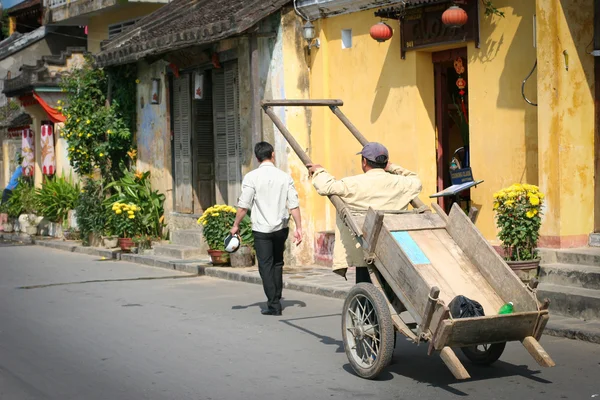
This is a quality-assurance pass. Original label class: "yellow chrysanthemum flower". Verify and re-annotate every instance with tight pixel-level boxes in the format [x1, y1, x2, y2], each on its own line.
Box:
[116, 210, 122, 215]
[86, 119, 91, 125]
[212, 213, 219, 217]
[129, 215, 135, 219]
[529, 195, 540, 206]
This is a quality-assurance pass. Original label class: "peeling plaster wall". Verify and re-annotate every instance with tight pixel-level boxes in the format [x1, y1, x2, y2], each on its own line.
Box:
[536, 0, 595, 247]
[136, 60, 173, 220]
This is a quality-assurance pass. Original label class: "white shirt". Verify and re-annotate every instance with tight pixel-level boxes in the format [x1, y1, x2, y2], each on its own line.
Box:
[237, 161, 300, 233]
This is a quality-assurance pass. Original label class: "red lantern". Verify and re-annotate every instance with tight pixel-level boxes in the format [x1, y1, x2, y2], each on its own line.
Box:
[442, 5, 468, 28]
[370, 22, 393, 43]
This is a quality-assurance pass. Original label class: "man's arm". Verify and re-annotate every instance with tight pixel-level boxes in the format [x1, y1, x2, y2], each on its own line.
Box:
[287, 177, 302, 245]
[231, 175, 255, 235]
[386, 163, 423, 198]
[306, 164, 350, 197]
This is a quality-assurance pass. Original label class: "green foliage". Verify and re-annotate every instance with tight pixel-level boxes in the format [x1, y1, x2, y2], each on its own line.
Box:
[75, 179, 108, 245]
[1, 10, 9, 40]
[36, 174, 80, 223]
[481, 0, 505, 18]
[106, 64, 137, 134]
[2, 179, 30, 218]
[197, 205, 253, 251]
[60, 58, 132, 180]
[108, 202, 143, 238]
[104, 168, 166, 238]
[493, 184, 544, 261]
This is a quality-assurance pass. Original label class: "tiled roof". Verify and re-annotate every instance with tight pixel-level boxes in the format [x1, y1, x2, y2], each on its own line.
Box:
[95, 0, 290, 67]
[7, 0, 41, 15]
[294, 0, 446, 20]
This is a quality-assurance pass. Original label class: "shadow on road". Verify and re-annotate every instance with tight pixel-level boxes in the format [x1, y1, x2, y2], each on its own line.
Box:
[279, 314, 345, 354]
[342, 339, 553, 396]
[231, 299, 307, 311]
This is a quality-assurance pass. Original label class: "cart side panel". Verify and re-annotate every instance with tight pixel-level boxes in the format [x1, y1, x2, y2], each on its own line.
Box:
[445, 204, 538, 311]
[372, 228, 432, 323]
[433, 312, 540, 349]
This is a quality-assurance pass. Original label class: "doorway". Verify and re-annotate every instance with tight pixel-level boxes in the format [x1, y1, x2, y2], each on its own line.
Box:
[433, 48, 471, 214]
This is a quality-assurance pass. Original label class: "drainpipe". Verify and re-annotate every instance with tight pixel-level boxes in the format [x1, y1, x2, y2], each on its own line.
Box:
[595, 0, 600, 232]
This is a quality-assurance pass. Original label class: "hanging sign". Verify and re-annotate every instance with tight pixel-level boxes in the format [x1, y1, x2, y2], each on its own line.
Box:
[194, 72, 204, 100]
[21, 128, 35, 177]
[41, 124, 56, 176]
[400, 0, 479, 56]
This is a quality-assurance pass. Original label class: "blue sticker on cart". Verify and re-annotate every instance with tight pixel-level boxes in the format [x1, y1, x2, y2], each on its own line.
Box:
[391, 231, 431, 265]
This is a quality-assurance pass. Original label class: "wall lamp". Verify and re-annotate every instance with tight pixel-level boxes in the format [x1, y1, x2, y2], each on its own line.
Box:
[303, 20, 320, 51]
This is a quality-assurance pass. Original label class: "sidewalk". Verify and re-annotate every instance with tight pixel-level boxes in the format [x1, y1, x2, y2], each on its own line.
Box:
[2, 233, 598, 344]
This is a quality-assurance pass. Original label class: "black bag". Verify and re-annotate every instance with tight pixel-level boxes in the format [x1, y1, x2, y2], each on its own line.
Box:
[448, 295, 485, 319]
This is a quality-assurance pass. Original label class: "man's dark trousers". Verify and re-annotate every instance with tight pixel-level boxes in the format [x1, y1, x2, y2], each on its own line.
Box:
[253, 228, 289, 313]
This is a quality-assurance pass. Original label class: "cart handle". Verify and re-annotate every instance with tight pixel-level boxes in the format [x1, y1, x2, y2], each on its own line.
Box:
[261, 99, 429, 213]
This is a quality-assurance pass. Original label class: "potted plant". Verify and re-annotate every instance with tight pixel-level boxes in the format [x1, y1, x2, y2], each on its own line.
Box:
[109, 201, 142, 252]
[36, 174, 80, 239]
[493, 183, 545, 282]
[19, 183, 40, 236]
[197, 205, 240, 265]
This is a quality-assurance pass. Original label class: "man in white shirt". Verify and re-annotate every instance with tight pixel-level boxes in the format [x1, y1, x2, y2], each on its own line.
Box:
[231, 142, 303, 316]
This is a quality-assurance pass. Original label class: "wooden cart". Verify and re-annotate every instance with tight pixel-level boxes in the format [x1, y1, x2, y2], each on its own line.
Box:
[262, 99, 555, 380]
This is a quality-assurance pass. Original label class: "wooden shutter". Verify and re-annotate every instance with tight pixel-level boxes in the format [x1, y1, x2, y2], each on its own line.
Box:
[193, 72, 215, 212]
[213, 62, 242, 205]
[173, 74, 193, 213]
[212, 61, 241, 206]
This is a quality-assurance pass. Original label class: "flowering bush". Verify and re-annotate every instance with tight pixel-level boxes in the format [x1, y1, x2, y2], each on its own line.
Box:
[109, 202, 143, 238]
[197, 205, 253, 251]
[493, 184, 545, 261]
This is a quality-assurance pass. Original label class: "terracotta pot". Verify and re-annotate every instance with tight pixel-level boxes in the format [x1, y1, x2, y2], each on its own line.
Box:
[208, 249, 230, 266]
[507, 259, 540, 283]
[119, 237, 134, 252]
[230, 246, 255, 268]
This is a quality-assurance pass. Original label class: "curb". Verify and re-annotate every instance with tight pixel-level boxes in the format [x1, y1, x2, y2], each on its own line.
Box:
[544, 318, 600, 344]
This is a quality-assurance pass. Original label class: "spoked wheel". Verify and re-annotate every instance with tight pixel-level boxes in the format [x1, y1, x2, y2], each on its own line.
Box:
[342, 283, 394, 379]
[461, 342, 506, 365]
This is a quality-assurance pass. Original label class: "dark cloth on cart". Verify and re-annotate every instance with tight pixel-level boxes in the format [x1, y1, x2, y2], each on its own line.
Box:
[449, 295, 485, 318]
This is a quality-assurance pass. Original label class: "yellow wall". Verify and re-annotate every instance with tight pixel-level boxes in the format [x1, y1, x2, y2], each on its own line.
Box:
[299, 2, 536, 245]
[87, 3, 163, 54]
[536, 0, 594, 247]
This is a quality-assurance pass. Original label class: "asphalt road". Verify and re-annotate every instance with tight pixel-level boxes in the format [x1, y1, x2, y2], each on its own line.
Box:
[0, 241, 599, 400]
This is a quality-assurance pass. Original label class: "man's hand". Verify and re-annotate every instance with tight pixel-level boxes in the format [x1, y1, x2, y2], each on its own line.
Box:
[306, 164, 323, 177]
[385, 161, 392, 172]
[230, 225, 239, 236]
[293, 228, 303, 246]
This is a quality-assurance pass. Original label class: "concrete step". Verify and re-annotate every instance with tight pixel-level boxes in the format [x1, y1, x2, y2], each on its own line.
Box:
[539, 263, 600, 290]
[539, 247, 600, 267]
[171, 229, 207, 251]
[153, 244, 206, 260]
[538, 283, 600, 320]
[544, 315, 600, 344]
[121, 253, 210, 275]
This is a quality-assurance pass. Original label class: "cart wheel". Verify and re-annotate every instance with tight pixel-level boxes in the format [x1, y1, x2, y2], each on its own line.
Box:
[342, 283, 394, 379]
[461, 343, 506, 365]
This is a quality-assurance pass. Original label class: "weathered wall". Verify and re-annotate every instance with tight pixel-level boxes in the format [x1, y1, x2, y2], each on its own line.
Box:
[1, 139, 20, 188]
[300, 1, 538, 249]
[536, 0, 595, 247]
[136, 60, 173, 218]
[87, 3, 164, 54]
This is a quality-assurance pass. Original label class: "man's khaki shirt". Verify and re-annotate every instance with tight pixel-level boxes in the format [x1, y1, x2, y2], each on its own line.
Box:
[312, 164, 422, 271]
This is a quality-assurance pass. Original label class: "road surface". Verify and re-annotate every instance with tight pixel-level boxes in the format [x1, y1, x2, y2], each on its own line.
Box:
[0, 241, 598, 399]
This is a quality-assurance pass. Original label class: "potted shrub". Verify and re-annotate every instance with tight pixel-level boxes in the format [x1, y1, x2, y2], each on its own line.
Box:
[75, 179, 109, 246]
[36, 174, 80, 238]
[493, 183, 545, 282]
[197, 205, 253, 266]
[109, 201, 142, 252]
[19, 183, 40, 236]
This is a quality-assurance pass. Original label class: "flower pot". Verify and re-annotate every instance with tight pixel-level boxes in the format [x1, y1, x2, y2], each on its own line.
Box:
[507, 259, 540, 283]
[230, 246, 255, 268]
[208, 249, 230, 266]
[3, 223, 14, 233]
[119, 237, 134, 252]
[103, 236, 119, 249]
[25, 225, 38, 236]
[88, 232, 103, 247]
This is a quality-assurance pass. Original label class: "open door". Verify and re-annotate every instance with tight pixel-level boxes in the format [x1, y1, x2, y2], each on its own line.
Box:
[173, 74, 193, 213]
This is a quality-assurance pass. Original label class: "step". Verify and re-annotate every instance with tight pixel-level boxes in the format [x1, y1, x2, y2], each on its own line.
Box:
[539, 263, 600, 290]
[539, 247, 600, 267]
[153, 244, 206, 260]
[120, 253, 210, 275]
[171, 229, 207, 251]
[544, 315, 600, 344]
[538, 283, 600, 320]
